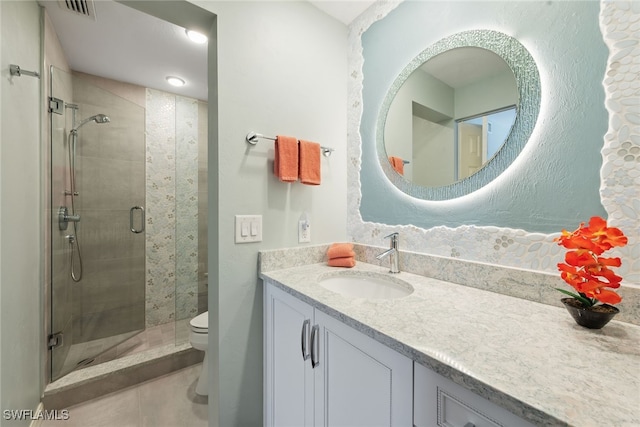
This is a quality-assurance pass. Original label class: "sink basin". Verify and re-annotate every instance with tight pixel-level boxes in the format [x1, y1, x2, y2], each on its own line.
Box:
[319, 273, 413, 299]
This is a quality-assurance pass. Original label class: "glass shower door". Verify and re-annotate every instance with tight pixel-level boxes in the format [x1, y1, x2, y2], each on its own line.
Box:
[50, 66, 146, 380]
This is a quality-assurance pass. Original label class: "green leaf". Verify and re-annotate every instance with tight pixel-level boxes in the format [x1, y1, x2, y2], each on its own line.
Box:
[555, 288, 593, 307]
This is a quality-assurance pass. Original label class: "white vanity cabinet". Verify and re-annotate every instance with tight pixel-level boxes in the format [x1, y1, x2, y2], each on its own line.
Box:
[264, 282, 413, 427]
[414, 363, 535, 427]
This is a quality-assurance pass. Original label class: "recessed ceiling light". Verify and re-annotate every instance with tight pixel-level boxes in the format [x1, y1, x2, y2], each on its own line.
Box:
[185, 29, 208, 44]
[166, 76, 185, 87]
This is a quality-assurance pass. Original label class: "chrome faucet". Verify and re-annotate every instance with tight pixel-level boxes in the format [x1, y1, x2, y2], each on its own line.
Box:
[376, 232, 400, 273]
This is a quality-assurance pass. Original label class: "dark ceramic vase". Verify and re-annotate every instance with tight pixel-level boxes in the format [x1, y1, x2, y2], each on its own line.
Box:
[561, 298, 619, 329]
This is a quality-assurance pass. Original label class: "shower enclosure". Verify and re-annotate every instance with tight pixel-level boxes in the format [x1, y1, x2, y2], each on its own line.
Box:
[49, 66, 209, 382]
[48, 67, 208, 381]
[50, 66, 146, 380]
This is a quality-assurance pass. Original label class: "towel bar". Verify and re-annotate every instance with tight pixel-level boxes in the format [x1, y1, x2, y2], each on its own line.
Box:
[246, 131, 334, 157]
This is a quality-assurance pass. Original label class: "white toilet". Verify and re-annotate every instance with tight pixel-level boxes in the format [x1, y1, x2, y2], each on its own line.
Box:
[189, 311, 209, 396]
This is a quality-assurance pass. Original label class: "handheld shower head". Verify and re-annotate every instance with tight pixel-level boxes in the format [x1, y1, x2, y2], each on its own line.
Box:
[93, 114, 110, 124]
[71, 114, 111, 133]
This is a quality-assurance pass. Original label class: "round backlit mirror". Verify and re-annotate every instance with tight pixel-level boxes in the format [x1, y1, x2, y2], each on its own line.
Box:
[377, 30, 540, 200]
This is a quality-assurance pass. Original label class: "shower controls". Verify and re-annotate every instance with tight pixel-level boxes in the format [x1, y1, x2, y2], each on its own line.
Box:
[58, 206, 81, 230]
[65, 235, 75, 244]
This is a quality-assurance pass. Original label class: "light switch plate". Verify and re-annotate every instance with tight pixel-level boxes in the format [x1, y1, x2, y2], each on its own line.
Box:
[235, 215, 262, 243]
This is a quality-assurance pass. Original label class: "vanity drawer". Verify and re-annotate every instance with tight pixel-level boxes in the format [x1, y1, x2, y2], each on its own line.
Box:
[414, 363, 534, 427]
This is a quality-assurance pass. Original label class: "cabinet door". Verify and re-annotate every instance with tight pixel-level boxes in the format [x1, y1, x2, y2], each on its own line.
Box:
[314, 310, 413, 427]
[414, 363, 535, 427]
[265, 284, 314, 427]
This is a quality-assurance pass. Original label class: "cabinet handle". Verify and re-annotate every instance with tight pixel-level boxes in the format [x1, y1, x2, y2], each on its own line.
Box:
[300, 319, 310, 361]
[310, 324, 320, 368]
[463, 423, 475, 427]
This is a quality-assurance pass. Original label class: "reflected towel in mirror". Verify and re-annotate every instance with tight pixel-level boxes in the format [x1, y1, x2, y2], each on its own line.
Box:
[389, 156, 404, 175]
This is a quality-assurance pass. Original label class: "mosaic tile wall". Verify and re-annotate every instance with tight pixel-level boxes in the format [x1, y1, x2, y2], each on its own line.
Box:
[175, 96, 199, 321]
[145, 89, 200, 327]
[347, 2, 639, 287]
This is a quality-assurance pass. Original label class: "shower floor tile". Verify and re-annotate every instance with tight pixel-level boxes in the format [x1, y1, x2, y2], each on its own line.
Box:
[42, 364, 208, 427]
[59, 319, 191, 375]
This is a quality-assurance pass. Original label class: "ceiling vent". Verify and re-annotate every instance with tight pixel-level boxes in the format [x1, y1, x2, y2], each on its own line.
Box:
[58, 0, 96, 20]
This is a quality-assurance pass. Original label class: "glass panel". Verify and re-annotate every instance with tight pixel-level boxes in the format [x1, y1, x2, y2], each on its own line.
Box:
[143, 89, 209, 348]
[175, 95, 201, 344]
[50, 66, 145, 380]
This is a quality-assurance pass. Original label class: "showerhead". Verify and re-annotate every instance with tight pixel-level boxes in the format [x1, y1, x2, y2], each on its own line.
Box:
[93, 114, 110, 124]
[71, 114, 111, 133]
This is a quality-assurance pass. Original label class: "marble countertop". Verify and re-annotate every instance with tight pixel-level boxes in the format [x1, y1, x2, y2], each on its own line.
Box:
[260, 261, 640, 427]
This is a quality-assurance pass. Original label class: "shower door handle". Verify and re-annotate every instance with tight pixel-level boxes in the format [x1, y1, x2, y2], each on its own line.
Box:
[130, 206, 145, 234]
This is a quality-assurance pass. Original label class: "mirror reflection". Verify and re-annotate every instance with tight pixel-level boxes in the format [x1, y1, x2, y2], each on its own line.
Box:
[385, 47, 518, 187]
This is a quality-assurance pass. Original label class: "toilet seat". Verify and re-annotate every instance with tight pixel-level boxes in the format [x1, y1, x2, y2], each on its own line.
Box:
[190, 311, 208, 332]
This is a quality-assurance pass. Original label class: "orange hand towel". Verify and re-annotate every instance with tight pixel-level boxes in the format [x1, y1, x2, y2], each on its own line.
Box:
[299, 140, 321, 185]
[328, 256, 356, 268]
[389, 156, 404, 175]
[274, 135, 298, 182]
[327, 243, 355, 259]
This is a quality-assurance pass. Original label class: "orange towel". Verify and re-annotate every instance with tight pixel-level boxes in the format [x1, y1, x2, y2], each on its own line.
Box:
[328, 256, 356, 268]
[389, 156, 404, 175]
[327, 243, 354, 259]
[299, 140, 321, 185]
[274, 135, 298, 182]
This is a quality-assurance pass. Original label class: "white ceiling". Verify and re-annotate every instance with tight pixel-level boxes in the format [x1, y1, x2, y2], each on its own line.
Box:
[40, 0, 375, 102]
[420, 47, 512, 89]
[309, 1, 376, 25]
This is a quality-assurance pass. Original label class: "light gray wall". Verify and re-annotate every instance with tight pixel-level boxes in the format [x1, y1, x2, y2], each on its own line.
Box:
[385, 69, 454, 180]
[454, 70, 517, 119]
[193, 1, 348, 425]
[0, 1, 43, 424]
[412, 116, 454, 186]
[360, 0, 607, 233]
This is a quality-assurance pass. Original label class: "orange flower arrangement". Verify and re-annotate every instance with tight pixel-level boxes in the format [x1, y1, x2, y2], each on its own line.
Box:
[554, 216, 628, 307]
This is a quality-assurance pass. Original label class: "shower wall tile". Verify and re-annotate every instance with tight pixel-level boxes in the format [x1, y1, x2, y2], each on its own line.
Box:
[73, 304, 146, 343]
[145, 89, 203, 326]
[73, 77, 145, 162]
[75, 257, 146, 315]
[73, 71, 146, 108]
[70, 73, 147, 355]
[77, 156, 145, 210]
[78, 209, 145, 262]
[146, 89, 177, 327]
[197, 101, 208, 314]
[198, 202, 208, 294]
[175, 96, 199, 321]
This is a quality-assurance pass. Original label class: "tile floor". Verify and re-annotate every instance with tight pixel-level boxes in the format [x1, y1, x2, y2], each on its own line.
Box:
[42, 363, 208, 427]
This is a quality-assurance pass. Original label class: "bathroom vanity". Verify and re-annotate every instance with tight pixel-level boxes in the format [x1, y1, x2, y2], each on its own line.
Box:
[260, 248, 640, 427]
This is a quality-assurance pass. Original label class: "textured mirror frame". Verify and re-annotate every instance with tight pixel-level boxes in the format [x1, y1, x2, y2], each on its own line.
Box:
[377, 29, 541, 200]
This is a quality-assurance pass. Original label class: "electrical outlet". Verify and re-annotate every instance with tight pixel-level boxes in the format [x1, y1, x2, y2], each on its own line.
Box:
[298, 219, 311, 243]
